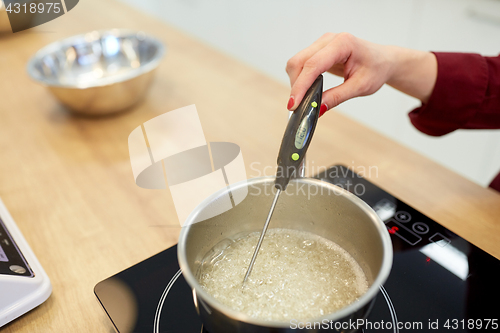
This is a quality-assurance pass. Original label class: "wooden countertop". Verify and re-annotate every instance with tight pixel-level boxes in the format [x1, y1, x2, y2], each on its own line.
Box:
[1, 0, 499, 331]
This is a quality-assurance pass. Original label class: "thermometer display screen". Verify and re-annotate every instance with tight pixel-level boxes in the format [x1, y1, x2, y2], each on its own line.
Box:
[294, 111, 313, 149]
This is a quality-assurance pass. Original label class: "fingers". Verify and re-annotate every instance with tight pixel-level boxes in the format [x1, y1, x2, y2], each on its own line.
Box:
[288, 33, 354, 110]
[286, 33, 336, 87]
[286, 33, 393, 116]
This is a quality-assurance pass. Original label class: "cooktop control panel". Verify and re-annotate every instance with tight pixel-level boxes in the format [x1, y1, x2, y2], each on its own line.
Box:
[314, 165, 455, 251]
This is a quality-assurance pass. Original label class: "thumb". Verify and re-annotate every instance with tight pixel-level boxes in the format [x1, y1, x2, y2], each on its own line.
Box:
[321, 78, 364, 111]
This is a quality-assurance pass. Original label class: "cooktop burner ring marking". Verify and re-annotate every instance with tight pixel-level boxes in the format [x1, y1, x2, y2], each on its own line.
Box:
[152, 271, 391, 333]
[154, 269, 183, 333]
[379, 285, 398, 333]
[152, 271, 399, 333]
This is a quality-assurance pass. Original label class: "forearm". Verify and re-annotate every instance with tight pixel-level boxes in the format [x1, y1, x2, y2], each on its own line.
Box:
[385, 46, 438, 103]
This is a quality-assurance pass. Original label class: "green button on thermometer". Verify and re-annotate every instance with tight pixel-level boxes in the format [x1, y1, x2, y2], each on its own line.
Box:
[243, 74, 324, 283]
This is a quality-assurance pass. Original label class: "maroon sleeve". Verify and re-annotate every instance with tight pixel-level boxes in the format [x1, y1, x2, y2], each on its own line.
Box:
[408, 52, 500, 192]
[408, 52, 500, 136]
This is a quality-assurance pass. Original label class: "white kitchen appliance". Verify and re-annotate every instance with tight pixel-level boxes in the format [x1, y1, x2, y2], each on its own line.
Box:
[0, 198, 52, 327]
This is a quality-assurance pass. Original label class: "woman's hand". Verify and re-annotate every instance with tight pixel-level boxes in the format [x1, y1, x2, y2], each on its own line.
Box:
[286, 33, 437, 115]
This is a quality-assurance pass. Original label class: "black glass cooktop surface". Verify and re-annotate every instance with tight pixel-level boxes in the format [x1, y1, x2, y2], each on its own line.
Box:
[95, 165, 500, 332]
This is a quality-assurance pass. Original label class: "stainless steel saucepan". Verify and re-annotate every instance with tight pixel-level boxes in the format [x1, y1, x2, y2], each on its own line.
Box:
[178, 176, 393, 332]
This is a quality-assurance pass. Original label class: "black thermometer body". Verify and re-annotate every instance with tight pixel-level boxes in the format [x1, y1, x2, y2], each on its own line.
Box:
[275, 74, 323, 190]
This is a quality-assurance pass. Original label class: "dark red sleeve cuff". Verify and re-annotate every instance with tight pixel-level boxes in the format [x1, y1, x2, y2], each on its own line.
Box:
[408, 52, 489, 136]
[489, 173, 500, 192]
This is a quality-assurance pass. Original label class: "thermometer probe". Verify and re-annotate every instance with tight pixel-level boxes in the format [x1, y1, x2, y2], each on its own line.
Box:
[243, 74, 324, 282]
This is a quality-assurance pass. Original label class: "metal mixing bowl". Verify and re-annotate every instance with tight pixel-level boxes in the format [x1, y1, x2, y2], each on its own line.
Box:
[27, 29, 165, 115]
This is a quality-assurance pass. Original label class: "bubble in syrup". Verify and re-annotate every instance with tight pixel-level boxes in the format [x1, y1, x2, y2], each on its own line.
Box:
[197, 228, 368, 322]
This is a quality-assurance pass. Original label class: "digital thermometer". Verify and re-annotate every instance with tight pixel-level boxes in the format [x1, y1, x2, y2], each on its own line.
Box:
[243, 74, 323, 282]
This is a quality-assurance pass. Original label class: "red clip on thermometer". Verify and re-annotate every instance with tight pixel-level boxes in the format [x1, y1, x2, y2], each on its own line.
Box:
[243, 74, 323, 282]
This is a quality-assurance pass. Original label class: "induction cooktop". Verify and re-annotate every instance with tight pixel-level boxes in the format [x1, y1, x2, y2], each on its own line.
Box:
[95, 165, 500, 332]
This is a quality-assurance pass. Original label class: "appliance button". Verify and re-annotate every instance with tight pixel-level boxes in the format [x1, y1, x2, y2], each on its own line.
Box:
[9, 265, 26, 274]
[372, 199, 397, 221]
[412, 222, 429, 234]
[385, 219, 422, 245]
[429, 233, 451, 247]
[395, 211, 411, 223]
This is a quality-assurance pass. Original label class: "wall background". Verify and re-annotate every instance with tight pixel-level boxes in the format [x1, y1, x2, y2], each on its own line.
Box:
[119, 0, 500, 186]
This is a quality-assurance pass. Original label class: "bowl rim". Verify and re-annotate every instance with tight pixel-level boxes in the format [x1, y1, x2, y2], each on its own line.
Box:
[178, 176, 393, 328]
[26, 29, 165, 89]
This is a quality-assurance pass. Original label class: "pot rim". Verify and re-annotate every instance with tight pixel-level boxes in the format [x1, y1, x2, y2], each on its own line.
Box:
[178, 176, 393, 327]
